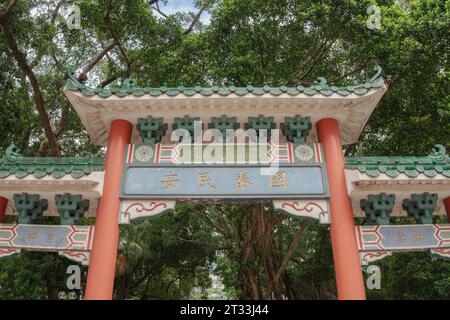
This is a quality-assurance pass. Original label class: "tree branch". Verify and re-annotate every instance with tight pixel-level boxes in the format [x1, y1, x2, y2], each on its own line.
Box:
[151, 1, 168, 19]
[104, 1, 132, 76]
[0, 0, 18, 20]
[35, 102, 70, 156]
[329, 59, 373, 83]
[50, 0, 67, 24]
[0, 10, 61, 156]
[184, 4, 208, 35]
[285, 16, 350, 85]
[264, 224, 305, 299]
[78, 41, 117, 81]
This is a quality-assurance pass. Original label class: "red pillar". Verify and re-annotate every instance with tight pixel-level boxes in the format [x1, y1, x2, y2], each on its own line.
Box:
[444, 197, 450, 223]
[84, 119, 132, 300]
[316, 118, 366, 300]
[0, 196, 7, 223]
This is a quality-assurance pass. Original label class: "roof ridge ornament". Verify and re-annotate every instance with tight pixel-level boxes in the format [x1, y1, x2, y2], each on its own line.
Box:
[64, 66, 386, 98]
[121, 78, 138, 90]
[314, 77, 327, 87]
[3, 143, 22, 161]
[429, 144, 448, 162]
[368, 65, 383, 83]
[65, 68, 77, 81]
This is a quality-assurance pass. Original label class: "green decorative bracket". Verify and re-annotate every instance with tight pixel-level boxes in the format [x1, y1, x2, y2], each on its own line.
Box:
[402, 192, 438, 224]
[360, 193, 396, 225]
[172, 115, 201, 142]
[55, 193, 90, 225]
[244, 115, 276, 141]
[137, 116, 168, 144]
[14, 193, 48, 224]
[208, 115, 239, 141]
[281, 115, 312, 143]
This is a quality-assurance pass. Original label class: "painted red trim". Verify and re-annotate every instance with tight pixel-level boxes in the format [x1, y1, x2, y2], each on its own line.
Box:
[0, 224, 18, 246]
[356, 226, 363, 250]
[127, 144, 134, 164]
[287, 143, 293, 163]
[87, 226, 94, 250]
[155, 143, 161, 163]
[0, 197, 7, 223]
[434, 224, 450, 247]
[314, 143, 322, 163]
[66, 225, 76, 249]
[444, 197, 450, 223]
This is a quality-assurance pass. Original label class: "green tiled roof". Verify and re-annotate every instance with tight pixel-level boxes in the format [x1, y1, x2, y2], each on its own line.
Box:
[2, 143, 447, 180]
[345, 145, 450, 178]
[0, 144, 103, 179]
[65, 66, 385, 99]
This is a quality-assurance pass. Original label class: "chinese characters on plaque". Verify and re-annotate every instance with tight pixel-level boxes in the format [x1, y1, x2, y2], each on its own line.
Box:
[122, 165, 327, 198]
[160, 170, 288, 191]
[396, 231, 426, 244]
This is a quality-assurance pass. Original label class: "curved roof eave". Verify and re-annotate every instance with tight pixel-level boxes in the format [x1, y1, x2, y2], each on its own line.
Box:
[63, 66, 388, 146]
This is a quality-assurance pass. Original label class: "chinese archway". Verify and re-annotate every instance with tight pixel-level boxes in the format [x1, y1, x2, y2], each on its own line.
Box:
[0, 66, 449, 300]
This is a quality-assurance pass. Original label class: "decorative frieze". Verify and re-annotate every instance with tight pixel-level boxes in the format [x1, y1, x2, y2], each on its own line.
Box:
[244, 115, 276, 141]
[14, 193, 48, 224]
[360, 193, 395, 225]
[119, 200, 176, 224]
[172, 115, 201, 142]
[273, 199, 330, 225]
[208, 115, 239, 141]
[55, 193, 90, 225]
[402, 192, 438, 224]
[281, 115, 312, 143]
[137, 116, 167, 144]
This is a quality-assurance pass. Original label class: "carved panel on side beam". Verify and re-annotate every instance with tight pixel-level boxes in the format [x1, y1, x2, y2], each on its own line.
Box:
[0, 248, 21, 259]
[59, 251, 91, 265]
[431, 248, 450, 260]
[0, 224, 94, 265]
[360, 251, 392, 266]
[273, 199, 330, 225]
[356, 224, 450, 265]
[119, 200, 176, 224]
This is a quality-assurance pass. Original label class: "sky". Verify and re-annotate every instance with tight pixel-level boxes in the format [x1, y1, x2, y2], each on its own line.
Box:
[157, 0, 211, 24]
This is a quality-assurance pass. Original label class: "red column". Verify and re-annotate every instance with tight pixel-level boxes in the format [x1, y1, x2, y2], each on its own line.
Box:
[0, 196, 7, 223]
[316, 118, 366, 300]
[84, 119, 132, 300]
[444, 197, 450, 223]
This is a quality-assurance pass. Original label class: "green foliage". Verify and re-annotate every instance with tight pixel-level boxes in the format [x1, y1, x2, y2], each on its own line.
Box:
[0, 252, 84, 300]
[114, 205, 216, 300]
[366, 252, 450, 300]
